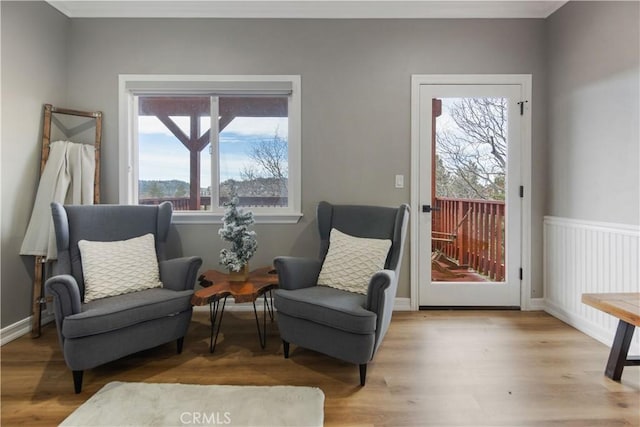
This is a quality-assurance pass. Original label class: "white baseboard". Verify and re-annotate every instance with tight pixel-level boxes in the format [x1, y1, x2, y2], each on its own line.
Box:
[0, 314, 54, 346]
[194, 297, 413, 313]
[524, 297, 545, 311]
[393, 297, 412, 311]
[0, 317, 33, 346]
[543, 299, 620, 349]
[0, 297, 426, 345]
[193, 302, 260, 313]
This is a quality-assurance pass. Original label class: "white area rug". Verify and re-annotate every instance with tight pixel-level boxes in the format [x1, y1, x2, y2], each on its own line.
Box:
[60, 381, 324, 427]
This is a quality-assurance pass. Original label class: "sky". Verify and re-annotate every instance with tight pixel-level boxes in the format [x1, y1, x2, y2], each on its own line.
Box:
[436, 97, 508, 171]
[138, 116, 288, 184]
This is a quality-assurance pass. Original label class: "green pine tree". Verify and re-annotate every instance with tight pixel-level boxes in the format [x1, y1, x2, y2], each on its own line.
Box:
[218, 192, 257, 271]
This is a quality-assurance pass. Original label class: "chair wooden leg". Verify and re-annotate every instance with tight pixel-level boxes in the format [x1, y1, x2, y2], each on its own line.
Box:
[73, 370, 83, 394]
[359, 364, 367, 386]
[177, 337, 184, 354]
[283, 340, 290, 358]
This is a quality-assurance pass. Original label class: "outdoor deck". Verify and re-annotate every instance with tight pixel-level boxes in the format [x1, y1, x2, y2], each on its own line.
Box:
[140, 195, 505, 282]
[139, 196, 287, 210]
[432, 197, 505, 282]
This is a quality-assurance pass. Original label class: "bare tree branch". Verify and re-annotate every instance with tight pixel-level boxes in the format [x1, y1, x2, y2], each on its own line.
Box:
[238, 131, 289, 194]
[248, 133, 288, 180]
[435, 97, 507, 200]
[240, 166, 259, 182]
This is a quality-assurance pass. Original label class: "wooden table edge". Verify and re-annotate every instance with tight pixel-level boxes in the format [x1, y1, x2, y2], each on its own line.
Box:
[581, 293, 640, 327]
[191, 267, 279, 306]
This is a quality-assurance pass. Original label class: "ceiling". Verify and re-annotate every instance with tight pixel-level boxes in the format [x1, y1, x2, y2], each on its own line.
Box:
[47, 1, 567, 19]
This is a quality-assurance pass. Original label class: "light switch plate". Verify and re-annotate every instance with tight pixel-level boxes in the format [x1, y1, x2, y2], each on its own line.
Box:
[395, 174, 404, 188]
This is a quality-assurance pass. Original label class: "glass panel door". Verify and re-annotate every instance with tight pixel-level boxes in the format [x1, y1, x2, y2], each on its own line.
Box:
[419, 84, 521, 307]
[432, 97, 507, 283]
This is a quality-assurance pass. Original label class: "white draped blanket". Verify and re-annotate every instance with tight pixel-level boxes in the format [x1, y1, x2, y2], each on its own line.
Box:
[60, 382, 325, 427]
[20, 140, 95, 260]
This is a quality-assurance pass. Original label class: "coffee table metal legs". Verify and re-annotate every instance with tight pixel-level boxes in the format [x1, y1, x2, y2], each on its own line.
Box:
[208, 291, 275, 353]
[209, 297, 227, 353]
[253, 290, 275, 349]
[265, 290, 275, 322]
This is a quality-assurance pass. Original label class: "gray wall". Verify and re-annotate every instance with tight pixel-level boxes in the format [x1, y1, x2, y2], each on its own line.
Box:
[1, 5, 551, 328]
[1, 0, 636, 333]
[1, 2, 69, 327]
[65, 17, 548, 301]
[546, 1, 640, 225]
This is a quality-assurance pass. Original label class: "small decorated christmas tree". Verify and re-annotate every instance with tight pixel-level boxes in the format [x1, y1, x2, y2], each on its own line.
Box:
[218, 192, 257, 277]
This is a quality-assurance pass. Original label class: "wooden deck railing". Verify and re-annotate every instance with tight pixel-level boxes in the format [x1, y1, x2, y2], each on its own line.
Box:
[139, 196, 207, 210]
[433, 197, 505, 281]
[141, 195, 503, 279]
[139, 196, 287, 210]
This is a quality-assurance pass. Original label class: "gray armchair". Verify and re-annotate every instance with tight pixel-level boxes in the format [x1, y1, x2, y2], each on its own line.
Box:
[45, 202, 202, 393]
[274, 201, 409, 385]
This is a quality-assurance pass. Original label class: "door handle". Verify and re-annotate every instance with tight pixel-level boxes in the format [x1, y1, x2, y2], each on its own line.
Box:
[422, 205, 441, 213]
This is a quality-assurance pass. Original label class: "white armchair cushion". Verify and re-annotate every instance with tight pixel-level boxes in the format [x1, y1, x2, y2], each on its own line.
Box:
[78, 233, 163, 302]
[317, 228, 392, 295]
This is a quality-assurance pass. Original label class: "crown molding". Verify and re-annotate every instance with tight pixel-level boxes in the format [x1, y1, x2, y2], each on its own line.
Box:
[46, 1, 567, 19]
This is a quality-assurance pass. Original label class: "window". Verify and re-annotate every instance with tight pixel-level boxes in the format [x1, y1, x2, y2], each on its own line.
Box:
[119, 75, 301, 223]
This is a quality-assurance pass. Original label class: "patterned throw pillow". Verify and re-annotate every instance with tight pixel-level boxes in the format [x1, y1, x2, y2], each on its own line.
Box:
[317, 228, 392, 295]
[78, 233, 163, 302]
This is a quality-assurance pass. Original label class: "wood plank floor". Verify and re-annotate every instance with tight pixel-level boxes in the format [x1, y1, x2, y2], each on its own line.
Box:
[2, 310, 639, 426]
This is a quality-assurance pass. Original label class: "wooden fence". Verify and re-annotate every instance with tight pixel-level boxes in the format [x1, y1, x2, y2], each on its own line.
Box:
[433, 197, 506, 281]
[139, 196, 288, 210]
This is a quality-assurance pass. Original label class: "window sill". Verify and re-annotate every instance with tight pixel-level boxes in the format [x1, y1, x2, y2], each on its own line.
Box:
[171, 211, 303, 225]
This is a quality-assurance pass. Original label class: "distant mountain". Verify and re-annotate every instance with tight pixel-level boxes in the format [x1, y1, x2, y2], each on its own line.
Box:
[139, 180, 190, 199]
[139, 178, 287, 199]
[220, 178, 287, 198]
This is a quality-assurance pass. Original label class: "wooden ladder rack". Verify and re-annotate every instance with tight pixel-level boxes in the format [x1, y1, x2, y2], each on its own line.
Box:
[31, 104, 102, 337]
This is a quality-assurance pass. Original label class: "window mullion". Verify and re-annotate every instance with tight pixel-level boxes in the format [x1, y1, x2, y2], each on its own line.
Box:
[210, 96, 220, 211]
[131, 95, 140, 205]
[120, 74, 301, 220]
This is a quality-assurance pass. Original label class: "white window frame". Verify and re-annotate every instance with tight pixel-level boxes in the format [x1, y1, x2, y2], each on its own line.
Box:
[118, 74, 302, 224]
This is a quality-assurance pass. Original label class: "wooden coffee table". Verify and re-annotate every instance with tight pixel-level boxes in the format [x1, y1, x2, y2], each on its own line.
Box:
[192, 266, 279, 353]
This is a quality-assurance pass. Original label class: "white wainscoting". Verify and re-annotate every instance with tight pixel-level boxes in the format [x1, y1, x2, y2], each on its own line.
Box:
[544, 216, 640, 350]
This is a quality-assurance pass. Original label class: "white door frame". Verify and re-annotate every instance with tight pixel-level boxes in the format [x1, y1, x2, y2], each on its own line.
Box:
[410, 74, 533, 310]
